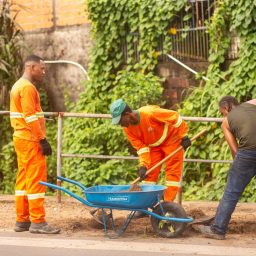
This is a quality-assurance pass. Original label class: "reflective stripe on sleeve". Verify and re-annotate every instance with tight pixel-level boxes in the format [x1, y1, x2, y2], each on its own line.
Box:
[10, 112, 44, 120]
[36, 112, 44, 118]
[141, 181, 156, 184]
[27, 193, 45, 200]
[173, 115, 182, 128]
[10, 112, 24, 119]
[25, 115, 38, 123]
[137, 147, 150, 155]
[166, 181, 180, 187]
[15, 190, 27, 196]
[149, 123, 168, 147]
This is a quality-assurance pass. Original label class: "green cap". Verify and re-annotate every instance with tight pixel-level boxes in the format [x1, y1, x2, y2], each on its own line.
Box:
[110, 99, 127, 125]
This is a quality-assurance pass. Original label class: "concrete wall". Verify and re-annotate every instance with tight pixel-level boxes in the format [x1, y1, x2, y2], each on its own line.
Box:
[24, 24, 92, 111]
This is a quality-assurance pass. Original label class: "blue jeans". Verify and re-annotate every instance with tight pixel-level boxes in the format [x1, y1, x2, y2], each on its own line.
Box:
[212, 150, 256, 235]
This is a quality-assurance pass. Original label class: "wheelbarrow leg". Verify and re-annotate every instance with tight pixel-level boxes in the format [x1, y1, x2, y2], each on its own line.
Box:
[89, 208, 112, 225]
[102, 210, 136, 239]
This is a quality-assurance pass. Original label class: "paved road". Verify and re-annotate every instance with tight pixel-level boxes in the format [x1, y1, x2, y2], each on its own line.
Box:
[0, 232, 255, 256]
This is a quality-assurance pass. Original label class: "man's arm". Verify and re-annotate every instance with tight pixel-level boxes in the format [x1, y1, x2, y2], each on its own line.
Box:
[123, 128, 151, 168]
[21, 85, 45, 140]
[221, 117, 238, 158]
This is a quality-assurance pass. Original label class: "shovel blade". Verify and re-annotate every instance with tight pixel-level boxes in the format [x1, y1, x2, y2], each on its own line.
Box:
[190, 216, 215, 225]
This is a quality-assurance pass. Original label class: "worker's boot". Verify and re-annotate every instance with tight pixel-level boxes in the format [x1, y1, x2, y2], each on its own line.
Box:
[193, 225, 225, 240]
[29, 222, 61, 234]
[133, 209, 148, 219]
[14, 221, 31, 232]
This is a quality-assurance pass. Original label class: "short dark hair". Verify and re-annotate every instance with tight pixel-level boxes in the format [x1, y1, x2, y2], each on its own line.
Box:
[121, 104, 132, 116]
[219, 96, 239, 111]
[24, 55, 43, 65]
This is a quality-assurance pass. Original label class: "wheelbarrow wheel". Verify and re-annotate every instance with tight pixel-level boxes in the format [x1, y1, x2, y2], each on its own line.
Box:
[151, 202, 187, 238]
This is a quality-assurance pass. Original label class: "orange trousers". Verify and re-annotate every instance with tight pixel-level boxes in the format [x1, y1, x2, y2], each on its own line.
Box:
[13, 137, 47, 223]
[143, 142, 183, 201]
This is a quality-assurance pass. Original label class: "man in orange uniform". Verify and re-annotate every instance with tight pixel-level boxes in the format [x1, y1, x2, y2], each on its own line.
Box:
[110, 99, 191, 204]
[10, 55, 60, 234]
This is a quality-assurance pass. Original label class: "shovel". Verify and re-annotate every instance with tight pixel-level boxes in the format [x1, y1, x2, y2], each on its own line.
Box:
[90, 129, 207, 222]
[190, 215, 215, 225]
[129, 128, 208, 191]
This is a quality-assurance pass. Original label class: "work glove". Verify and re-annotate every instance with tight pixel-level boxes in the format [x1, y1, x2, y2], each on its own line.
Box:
[40, 138, 52, 156]
[181, 136, 191, 150]
[137, 166, 147, 181]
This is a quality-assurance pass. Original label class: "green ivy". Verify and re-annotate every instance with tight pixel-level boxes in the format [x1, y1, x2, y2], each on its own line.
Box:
[0, 1, 23, 93]
[61, 0, 189, 193]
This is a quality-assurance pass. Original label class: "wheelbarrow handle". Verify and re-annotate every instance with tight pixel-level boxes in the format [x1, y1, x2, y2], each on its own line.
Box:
[131, 129, 208, 185]
[39, 181, 95, 207]
[56, 175, 87, 190]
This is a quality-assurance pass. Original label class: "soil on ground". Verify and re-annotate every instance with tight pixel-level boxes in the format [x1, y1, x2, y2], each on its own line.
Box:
[0, 195, 256, 242]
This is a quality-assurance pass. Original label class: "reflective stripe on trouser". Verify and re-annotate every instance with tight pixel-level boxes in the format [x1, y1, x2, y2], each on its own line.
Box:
[143, 143, 183, 201]
[14, 137, 47, 223]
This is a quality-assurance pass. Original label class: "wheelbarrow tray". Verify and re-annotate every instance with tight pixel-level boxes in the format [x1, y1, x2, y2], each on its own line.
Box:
[84, 184, 166, 209]
[39, 177, 193, 238]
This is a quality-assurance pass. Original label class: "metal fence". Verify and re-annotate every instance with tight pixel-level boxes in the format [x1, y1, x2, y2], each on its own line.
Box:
[0, 111, 232, 202]
[169, 0, 216, 61]
[0, 111, 233, 170]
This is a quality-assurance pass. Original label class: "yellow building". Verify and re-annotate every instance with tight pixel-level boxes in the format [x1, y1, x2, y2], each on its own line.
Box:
[10, 0, 89, 31]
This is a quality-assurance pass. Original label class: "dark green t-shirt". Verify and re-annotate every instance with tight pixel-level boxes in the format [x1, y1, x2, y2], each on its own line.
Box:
[227, 103, 256, 150]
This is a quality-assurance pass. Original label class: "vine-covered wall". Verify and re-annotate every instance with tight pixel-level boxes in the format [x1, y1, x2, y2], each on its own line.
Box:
[61, 0, 190, 193]
[181, 0, 256, 201]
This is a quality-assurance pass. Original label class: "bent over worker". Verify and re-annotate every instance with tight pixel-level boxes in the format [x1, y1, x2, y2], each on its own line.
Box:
[10, 55, 60, 234]
[196, 96, 256, 240]
[110, 99, 191, 202]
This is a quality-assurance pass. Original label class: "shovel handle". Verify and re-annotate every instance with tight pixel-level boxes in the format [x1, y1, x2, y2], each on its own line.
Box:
[131, 129, 208, 185]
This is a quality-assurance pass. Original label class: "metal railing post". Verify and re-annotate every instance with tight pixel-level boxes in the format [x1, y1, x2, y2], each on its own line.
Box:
[177, 157, 185, 205]
[56, 112, 63, 203]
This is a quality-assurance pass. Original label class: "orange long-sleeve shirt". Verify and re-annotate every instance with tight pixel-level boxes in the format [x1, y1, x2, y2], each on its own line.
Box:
[123, 106, 188, 168]
[10, 78, 46, 142]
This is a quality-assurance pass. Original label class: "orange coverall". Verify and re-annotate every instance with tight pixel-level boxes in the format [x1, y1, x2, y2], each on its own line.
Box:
[10, 78, 47, 223]
[123, 106, 188, 201]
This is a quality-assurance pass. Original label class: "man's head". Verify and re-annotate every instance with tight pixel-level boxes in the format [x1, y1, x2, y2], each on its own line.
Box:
[218, 96, 239, 117]
[23, 55, 45, 84]
[110, 99, 133, 127]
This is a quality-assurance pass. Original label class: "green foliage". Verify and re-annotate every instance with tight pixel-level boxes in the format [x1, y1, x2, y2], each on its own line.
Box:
[112, 70, 164, 107]
[181, 0, 256, 202]
[0, 0, 23, 94]
[0, 137, 17, 193]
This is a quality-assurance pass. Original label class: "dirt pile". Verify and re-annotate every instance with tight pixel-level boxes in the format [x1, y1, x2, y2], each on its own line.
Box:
[0, 195, 255, 238]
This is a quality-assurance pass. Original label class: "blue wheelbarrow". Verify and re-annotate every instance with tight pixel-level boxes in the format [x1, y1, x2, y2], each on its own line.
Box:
[40, 176, 193, 238]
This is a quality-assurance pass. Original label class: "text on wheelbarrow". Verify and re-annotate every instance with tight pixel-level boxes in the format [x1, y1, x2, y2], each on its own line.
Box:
[107, 196, 130, 202]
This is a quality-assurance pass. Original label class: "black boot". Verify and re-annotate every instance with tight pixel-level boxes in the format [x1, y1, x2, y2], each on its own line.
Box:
[14, 221, 31, 232]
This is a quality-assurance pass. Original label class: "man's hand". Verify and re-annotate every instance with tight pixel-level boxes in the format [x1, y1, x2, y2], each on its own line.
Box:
[137, 166, 147, 181]
[181, 136, 191, 150]
[40, 139, 52, 156]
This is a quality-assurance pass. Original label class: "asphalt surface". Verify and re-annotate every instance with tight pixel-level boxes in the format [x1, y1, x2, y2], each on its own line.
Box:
[0, 231, 256, 256]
